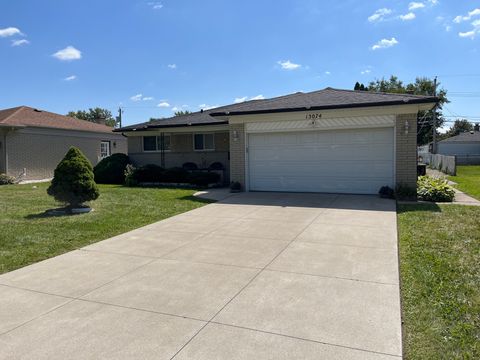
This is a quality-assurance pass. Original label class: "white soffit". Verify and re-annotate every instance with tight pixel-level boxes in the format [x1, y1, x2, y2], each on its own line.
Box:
[246, 115, 395, 133]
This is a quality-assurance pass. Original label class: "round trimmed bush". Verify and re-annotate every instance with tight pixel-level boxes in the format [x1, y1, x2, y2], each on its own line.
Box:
[94, 153, 130, 184]
[47, 147, 99, 207]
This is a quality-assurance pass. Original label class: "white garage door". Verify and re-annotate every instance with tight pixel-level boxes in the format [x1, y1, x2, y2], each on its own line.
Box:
[248, 127, 394, 194]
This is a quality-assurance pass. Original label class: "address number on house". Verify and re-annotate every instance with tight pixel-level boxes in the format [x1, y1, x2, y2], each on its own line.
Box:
[305, 113, 322, 120]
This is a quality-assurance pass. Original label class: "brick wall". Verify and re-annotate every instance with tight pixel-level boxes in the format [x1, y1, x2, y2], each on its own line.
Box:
[127, 131, 231, 182]
[0, 130, 5, 174]
[229, 123, 245, 187]
[395, 113, 418, 189]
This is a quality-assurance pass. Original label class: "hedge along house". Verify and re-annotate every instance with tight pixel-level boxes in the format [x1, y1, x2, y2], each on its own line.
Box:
[116, 88, 437, 194]
[0, 106, 127, 181]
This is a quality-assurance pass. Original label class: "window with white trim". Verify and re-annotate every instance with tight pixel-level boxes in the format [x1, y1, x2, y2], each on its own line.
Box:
[100, 141, 111, 159]
[143, 135, 171, 152]
[194, 133, 215, 151]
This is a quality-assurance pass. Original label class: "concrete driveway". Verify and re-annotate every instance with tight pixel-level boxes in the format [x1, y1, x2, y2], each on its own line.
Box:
[0, 192, 401, 359]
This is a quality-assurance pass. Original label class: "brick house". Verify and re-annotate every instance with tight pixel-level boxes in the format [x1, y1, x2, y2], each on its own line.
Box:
[0, 106, 127, 181]
[116, 88, 437, 194]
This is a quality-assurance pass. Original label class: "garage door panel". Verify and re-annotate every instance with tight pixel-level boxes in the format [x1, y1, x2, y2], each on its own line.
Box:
[251, 144, 393, 162]
[248, 127, 394, 194]
[251, 176, 393, 194]
[250, 160, 393, 178]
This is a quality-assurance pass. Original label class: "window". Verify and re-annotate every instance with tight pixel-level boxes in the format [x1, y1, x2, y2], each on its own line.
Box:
[100, 141, 111, 159]
[194, 133, 215, 151]
[143, 135, 171, 152]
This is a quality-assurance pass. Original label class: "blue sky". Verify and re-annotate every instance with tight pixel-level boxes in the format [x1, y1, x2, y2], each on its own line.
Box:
[1, 0, 479, 128]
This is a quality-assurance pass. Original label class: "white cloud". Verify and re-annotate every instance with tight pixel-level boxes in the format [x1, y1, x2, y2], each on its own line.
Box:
[167, 64, 177, 69]
[251, 94, 264, 100]
[171, 106, 179, 112]
[234, 96, 248, 103]
[368, 8, 392, 22]
[130, 94, 143, 102]
[457, 17, 480, 38]
[371, 37, 399, 50]
[148, 2, 163, 9]
[325, 71, 331, 75]
[198, 104, 219, 110]
[277, 60, 301, 70]
[408, 2, 425, 11]
[234, 94, 264, 103]
[11, 39, 29, 47]
[142, 96, 154, 101]
[64, 75, 77, 81]
[361, 69, 371, 75]
[157, 101, 170, 107]
[454, 8, 480, 23]
[459, 30, 476, 38]
[0, 27, 23, 37]
[52, 46, 82, 61]
[399, 12, 416, 21]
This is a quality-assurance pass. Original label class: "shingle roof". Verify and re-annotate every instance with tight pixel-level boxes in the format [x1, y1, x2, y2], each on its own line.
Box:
[116, 87, 437, 131]
[439, 131, 480, 143]
[210, 87, 437, 116]
[0, 106, 116, 133]
[115, 110, 227, 132]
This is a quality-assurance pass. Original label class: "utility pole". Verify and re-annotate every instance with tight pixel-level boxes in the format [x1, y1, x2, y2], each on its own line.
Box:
[117, 107, 123, 128]
[432, 76, 437, 154]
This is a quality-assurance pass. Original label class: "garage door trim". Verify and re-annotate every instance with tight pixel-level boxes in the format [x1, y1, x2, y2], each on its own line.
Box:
[244, 120, 396, 194]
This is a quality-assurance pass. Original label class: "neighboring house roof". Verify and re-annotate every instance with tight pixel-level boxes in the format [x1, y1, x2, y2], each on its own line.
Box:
[439, 131, 480, 143]
[0, 106, 116, 133]
[117, 87, 437, 132]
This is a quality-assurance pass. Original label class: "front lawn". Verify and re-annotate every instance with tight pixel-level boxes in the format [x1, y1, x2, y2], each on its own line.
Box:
[398, 204, 480, 359]
[0, 183, 211, 274]
[448, 165, 480, 200]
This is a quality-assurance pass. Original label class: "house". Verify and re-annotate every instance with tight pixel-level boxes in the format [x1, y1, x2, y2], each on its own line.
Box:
[116, 88, 437, 194]
[0, 106, 127, 181]
[437, 125, 480, 165]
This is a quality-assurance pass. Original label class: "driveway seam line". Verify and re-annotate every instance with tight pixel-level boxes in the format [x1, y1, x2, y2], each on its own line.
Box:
[262, 268, 399, 286]
[209, 321, 402, 358]
[169, 194, 341, 359]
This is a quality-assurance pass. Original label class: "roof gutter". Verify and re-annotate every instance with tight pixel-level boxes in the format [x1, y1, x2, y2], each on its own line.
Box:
[114, 120, 229, 133]
[209, 98, 439, 117]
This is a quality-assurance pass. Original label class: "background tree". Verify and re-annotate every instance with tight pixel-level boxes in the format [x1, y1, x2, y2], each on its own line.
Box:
[174, 110, 192, 116]
[442, 119, 473, 138]
[354, 76, 449, 145]
[47, 147, 99, 209]
[67, 108, 118, 127]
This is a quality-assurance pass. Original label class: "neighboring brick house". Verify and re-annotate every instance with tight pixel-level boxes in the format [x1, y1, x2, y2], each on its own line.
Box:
[0, 106, 127, 181]
[117, 88, 437, 194]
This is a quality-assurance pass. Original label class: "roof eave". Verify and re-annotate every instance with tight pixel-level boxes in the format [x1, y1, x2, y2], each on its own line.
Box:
[114, 120, 229, 132]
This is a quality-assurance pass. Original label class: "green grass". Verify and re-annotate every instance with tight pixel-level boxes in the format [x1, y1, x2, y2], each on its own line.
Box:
[0, 183, 211, 274]
[398, 204, 480, 359]
[448, 165, 480, 200]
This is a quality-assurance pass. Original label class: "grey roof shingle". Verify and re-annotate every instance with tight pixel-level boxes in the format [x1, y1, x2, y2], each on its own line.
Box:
[116, 87, 437, 132]
[439, 131, 480, 143]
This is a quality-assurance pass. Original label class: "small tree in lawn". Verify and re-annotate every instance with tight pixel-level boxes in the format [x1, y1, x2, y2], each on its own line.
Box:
[47, 147, 99, 209]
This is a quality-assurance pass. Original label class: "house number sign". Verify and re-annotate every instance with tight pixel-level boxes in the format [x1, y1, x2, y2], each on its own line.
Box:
[305, 113, 322, 120]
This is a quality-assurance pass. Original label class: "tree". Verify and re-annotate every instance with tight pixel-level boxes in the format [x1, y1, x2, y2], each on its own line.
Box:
[443, 119, 473, 138]
[174, 110, 192, 116]
[353, 76, 449, 145]
[47, 147, 99, 208]
[67, 108, 118, 127]
[354, 82, 367, 91]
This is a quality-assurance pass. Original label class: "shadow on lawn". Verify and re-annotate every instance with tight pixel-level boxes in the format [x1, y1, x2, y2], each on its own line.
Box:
[397, 202, 442, 214]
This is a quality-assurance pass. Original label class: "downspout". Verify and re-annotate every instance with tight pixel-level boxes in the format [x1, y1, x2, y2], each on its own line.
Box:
[2, 129, 8, 175]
